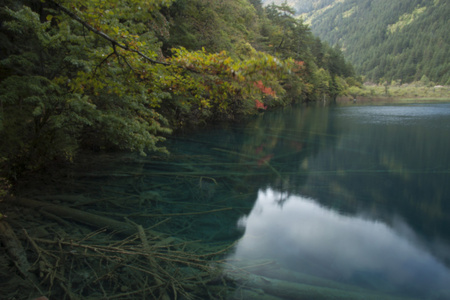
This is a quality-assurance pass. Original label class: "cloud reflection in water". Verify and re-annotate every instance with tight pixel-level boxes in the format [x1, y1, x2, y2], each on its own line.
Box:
[229, 189, 450, 297]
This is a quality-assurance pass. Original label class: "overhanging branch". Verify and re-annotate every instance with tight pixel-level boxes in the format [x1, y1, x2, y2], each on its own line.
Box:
[47, 0, 170, 66]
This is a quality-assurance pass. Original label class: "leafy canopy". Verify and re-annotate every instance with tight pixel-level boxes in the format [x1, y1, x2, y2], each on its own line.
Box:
[0, 0, 353, 181]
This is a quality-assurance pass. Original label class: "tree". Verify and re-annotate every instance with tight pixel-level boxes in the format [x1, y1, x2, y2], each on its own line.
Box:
[0, 1, 177, 177]
[0, 0, 297, 180]
[306, 0, 450, 84]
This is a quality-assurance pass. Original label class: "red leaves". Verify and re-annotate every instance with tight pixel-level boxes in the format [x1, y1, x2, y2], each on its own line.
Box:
[253, 80, 276, 96]
[253, 80, 275, 110]
[292, 60, 305, 73]
[255, 99, 267, 110]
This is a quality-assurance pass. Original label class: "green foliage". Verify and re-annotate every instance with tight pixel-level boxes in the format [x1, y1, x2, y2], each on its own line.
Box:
[303, 0, 450, 84]
[162, 0, 259, 54]
[0, 0, 354, 179]
[259, 3, 355, 100]
[0, 2, 172, 177]
[420, 75, 432, 87]
[344, 82, 450, 100]
[163, 47, 292, 125]
[0, 156, 11, 198]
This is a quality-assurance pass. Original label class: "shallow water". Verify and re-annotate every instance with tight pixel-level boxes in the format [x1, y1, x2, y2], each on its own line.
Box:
[21, 102, 450, 299]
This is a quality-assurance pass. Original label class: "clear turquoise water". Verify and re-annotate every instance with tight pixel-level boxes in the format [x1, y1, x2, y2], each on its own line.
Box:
[222, 103, 450, 299]
[24, 102, 450, 299]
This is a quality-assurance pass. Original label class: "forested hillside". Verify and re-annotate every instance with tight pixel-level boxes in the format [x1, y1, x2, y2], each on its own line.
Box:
[262, 0, 334, 14]
[0, 0, 355, 184]
[296, 0, 450, 85]
[264, 0, 450, 85]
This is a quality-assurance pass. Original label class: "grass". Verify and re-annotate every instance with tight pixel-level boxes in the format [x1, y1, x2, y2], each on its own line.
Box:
[341, 82, 450, 104]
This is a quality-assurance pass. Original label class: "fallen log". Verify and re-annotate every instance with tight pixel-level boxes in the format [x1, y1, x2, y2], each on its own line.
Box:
[0, 220, 44, 296]
[6, 197, 140, 237]
[0, 220, 32, 277]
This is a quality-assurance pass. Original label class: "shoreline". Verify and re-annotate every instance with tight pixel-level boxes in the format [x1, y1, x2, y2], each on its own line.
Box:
[336, 95, 450, 105]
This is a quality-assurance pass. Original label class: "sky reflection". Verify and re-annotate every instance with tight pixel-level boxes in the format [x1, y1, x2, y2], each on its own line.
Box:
[337, 103, 450, 127]
[228, 189, 450, 297]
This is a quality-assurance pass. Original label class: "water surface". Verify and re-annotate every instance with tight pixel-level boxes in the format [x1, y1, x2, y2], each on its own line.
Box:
[21, 102, 450, 299]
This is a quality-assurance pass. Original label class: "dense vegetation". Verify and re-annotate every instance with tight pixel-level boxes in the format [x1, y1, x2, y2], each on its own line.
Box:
[263, 0, 335, 15]
[296, 0, 450, 85]
[0, 0, 356, 185]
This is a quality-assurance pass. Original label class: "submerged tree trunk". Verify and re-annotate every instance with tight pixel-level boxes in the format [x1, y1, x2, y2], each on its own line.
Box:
[0, 220, 32, 277]
[5, 196, 140, 237]
[0, 219, 44, 296]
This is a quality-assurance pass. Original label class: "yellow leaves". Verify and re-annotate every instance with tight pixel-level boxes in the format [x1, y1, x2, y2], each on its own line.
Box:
[200, 99, 211, 109]
[165, 45, 292, 115]
[223, 57, 233, 65]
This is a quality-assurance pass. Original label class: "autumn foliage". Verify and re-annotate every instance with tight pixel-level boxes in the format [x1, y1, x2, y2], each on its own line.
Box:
[292, 61, 305, 73]
[0, 0, 356, 182]
[254, 80, 277, 97]
[255, 99, 267, 110]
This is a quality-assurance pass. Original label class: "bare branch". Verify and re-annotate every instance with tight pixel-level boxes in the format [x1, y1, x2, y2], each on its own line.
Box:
[93, 49, 116, 75]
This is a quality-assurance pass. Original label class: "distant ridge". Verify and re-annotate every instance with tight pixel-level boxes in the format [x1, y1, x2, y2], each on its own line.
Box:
[263, 0, 450, 84]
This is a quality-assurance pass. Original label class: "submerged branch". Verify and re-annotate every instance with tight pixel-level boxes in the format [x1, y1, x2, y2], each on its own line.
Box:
[223, 265, 420, 300]
[129, 207, 233, 217]
[0, 220, 44, 295]
[6, 196, 140, 236]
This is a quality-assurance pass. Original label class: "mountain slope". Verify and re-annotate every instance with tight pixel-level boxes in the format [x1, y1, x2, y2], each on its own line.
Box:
[265, 0, 450, 84]
[262, 0, 337, 14]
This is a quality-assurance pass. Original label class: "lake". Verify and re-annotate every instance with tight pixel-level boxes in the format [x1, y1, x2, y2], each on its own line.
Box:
[18, 102, 450, 299]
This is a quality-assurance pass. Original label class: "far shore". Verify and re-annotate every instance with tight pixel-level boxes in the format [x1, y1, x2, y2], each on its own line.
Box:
[336, 96, 450, 105]
[337, 82, 450, 105]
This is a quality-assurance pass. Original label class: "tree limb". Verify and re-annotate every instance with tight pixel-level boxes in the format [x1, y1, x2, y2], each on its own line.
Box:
[47, 0, 170, 66]
[93, 49, 116, 75]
